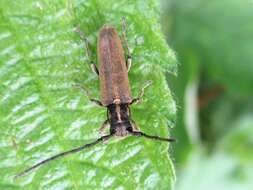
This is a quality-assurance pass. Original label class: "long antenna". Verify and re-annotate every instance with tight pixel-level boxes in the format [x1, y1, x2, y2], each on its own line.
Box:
[131, 131, 176, 142]
[15, 134, 113, 179]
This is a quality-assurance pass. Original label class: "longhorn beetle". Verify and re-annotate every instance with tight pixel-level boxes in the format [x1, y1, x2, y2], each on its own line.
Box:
[15, 17, 175, 178]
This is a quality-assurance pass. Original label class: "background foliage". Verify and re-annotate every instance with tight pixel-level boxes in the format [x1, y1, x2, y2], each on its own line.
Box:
[162, 0, 253, 189]
[0, 0, 176, 189]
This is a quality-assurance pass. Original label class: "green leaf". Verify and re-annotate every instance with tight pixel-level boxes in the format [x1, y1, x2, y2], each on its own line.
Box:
[0, 0, 176, 189]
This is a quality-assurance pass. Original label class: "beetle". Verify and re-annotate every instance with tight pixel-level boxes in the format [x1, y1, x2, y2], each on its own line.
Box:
[15, 17, 175, 178]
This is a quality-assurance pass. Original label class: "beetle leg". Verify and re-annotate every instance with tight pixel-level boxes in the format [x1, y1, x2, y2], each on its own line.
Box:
[131, 120, 139, 131]
[89, 98, 104, 107]
[130, 80, 153, 105]
[73, 84, 104, 106]
[99, 120, 110, 135]
[75, 27, 99, 76]
[121, 17, 132, 72]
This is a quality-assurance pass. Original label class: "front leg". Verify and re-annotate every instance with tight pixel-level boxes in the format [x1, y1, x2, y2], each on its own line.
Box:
[130, 80, 153, 105]
[99, 120, 110, 135]
[130, 120, 139, 131]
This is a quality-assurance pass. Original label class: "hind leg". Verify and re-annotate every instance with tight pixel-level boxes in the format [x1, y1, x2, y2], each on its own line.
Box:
[75, 27, 99, 76]
[121, 17, 132, 72]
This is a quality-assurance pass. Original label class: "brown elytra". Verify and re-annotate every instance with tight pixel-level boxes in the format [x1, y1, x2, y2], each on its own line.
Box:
[98, 26, 132, 106]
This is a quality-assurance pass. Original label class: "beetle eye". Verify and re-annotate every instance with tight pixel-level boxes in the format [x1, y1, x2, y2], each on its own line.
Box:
[124, 123, 133, 132]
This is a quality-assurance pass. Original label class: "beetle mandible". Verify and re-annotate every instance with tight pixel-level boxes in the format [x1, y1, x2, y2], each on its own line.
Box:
[15, 17, 175, 178]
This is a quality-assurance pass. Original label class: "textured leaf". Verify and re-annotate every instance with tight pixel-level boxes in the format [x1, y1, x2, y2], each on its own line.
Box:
[0, 0, 176, 189]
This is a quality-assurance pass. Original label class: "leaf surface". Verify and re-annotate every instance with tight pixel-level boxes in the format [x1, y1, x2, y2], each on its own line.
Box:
[0, 0, 176, 189]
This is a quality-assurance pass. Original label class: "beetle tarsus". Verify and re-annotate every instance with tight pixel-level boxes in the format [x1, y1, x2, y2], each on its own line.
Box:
[126, 55, 132, 72]
[90, 63, 99, 75]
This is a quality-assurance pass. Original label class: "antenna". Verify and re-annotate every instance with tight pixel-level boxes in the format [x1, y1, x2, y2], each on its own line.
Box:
[15, 131, 174, 179]
[15, 134, 113, 179]
[131, 131, 176, 142]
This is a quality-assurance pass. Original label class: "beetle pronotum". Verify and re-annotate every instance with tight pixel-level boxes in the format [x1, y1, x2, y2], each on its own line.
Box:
[15, 17, 175, 178]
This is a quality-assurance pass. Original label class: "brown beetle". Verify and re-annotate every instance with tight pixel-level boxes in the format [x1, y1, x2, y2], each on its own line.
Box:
[15, 18, 175, 178]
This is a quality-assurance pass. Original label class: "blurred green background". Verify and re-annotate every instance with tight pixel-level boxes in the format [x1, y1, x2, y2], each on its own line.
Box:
[161, 0, 253, 189]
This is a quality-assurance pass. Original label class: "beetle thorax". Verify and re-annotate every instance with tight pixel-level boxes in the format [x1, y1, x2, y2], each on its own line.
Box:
[107, 104, 133, 136]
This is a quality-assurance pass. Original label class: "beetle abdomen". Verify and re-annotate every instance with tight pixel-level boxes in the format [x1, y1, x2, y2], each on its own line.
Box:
[98, 26, 132, 106]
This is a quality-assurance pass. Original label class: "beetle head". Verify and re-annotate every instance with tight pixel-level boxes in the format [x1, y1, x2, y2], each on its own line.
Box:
[111, 122, 133, 137]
